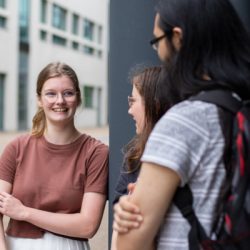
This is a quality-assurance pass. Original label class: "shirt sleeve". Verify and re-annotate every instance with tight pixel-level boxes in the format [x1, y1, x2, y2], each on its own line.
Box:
[113, 163, 140, 204]
[141, 101, 212, 186]
[0, 138, 18, 184]
[84, 142, 109, 195]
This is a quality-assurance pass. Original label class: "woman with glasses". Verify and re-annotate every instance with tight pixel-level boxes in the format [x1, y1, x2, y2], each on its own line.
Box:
[111, 65, 171, 250]
[115, 0, 250, 249]
[0, 62, 108, 250]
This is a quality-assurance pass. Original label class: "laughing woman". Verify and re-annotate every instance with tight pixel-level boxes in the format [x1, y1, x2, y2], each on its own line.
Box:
[111, 65, 171, 250]
[0, 62, 108, 250]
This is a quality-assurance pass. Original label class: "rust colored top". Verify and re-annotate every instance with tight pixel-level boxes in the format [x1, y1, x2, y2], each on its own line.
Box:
[0, 133, 108, 238]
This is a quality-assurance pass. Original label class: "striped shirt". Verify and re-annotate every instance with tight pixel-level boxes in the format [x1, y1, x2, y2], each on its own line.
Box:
[141, 100, 226, 250]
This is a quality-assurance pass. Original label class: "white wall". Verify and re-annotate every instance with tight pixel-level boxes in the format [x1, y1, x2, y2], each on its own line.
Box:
[1, 0, 109, 131]
[0, 1, 19, 130]
[27, 0, 109, 129]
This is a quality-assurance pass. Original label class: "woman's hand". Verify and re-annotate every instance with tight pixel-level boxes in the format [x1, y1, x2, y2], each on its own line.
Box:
[113, 194, 143, 233]
[0, 192, 27, 221]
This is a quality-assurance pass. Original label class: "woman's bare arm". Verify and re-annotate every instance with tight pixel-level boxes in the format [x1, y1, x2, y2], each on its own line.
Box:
[0, 192, 106, 239]
[116, 162, 180, 250]
[0, 180, 12, 250]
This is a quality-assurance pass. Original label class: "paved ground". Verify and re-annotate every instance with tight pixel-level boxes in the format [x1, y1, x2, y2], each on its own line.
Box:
[0, 126, 109, 250]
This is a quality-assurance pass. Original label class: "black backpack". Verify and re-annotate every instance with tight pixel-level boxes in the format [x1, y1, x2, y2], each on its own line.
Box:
[173, 89, 250, 250]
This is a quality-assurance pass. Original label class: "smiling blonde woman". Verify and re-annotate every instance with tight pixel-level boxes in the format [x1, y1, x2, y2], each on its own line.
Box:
[0, 62, 108, 250]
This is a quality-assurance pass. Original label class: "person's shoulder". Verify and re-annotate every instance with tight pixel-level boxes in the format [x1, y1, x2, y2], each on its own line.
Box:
[156, 99, 219, 134]
[81, 133, 108, 152]
[165, 99, 218, 123]
[8, 133, 33, 146]
[3, 133, 35, 154]
[170, 99, 217, 115]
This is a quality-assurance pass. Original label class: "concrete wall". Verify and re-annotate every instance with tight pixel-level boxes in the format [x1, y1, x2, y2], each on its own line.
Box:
[27, 0, 109, 130]
[0, 0, 109, 131]
[108, 0, 160, 245]
[0, 1, 19, 130]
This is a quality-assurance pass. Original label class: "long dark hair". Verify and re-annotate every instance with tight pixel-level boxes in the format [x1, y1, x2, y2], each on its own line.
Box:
[156, 0, 250, 102]
[123, 65, 171, 172]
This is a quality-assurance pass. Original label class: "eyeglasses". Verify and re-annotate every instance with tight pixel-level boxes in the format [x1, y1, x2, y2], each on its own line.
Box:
[128, 96, 135, 107]
[150, 34, 167, 51]
[42, 90, 78, 103]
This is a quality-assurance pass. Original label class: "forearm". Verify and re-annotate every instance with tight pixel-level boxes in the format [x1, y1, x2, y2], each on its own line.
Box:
[116, 224, 155, 250]
[0, 192, 106, 239]
[0, 215, 8, 250]
[111, 230, 118, 250]
[24, 207, 99, 238]
[0, 180, 12, 250]
[116, 163, 180, 250]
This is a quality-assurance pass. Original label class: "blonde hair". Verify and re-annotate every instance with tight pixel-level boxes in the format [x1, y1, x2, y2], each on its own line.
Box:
[32, 62, 82, 137]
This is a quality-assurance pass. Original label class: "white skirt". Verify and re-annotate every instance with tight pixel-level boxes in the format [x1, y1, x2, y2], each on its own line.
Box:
[6, 232, 90, 250]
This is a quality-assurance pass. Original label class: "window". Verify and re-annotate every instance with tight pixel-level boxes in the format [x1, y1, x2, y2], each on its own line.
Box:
[40, 30, 47, 41]
[52, 35, 67, 46]
[97, 50, 103, 59]
[0, 0, 6, 8]
[52, 4, 67, 31]
[83, 86, 94, 108]
[40, 0, 47, 23]
[18, 51, 28, 130]
[83, 45, 94, 55]
[72, 41, 79, 50]
[0, 74, 5, 130]
[0, 16, 6, 28]
[83, 19, 94, 41]
[72, 14, 79, 35]
[97, 25, 102, 44]
[19, 0, 29, 43]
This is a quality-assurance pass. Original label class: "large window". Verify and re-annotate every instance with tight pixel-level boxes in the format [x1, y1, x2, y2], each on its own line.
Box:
[72, 41, 79, 50]
[72, 14, 79, 35]
[40, 0, 47, 24]
[97, 25, 103, 44]
[0, 0, 6, 8]
[52, 34, 67, 46]
[0, 74, 5, 130]
[18, 51, 28, 130]
[97, 50, 103, 59]
[83, 19, 94, 41]
[83, 86, 94, 108]
[19, 0, 29, 43]
[0, 16, 6, 28]
[52, 4, 67, 31]
[40, 30, 47, 41]
[83, 45, 94, 55]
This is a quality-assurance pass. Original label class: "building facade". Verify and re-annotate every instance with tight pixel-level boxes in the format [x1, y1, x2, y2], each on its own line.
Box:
[0, 0, 109, 131]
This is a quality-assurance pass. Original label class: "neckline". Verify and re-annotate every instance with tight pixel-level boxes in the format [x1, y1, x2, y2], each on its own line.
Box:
[41, 134, 85, 150]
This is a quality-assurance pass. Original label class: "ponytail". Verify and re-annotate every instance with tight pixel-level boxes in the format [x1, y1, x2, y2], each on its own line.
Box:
[31, 107, 46, 137]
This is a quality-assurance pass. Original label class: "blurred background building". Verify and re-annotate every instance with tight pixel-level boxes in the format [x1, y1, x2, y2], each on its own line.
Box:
[0, 0, 109, 131]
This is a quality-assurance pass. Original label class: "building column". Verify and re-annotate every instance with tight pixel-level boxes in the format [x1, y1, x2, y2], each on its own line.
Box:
[108, 0, 159, 245]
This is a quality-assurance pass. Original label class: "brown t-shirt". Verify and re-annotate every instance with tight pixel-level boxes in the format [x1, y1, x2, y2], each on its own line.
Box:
[0, 133, 108, 238]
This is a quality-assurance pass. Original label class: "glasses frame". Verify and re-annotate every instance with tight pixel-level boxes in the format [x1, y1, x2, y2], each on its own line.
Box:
[150, 34, 167, 51]
[42, 90, 78, 104]
[149, 25, 173, 51]
[128, 96, 135, 108]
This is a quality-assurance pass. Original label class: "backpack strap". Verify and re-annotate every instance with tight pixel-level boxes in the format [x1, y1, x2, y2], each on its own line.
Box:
[174, 89, 243, 249]
[173, 185, 209, 250]
[190, 89, 242, 114]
